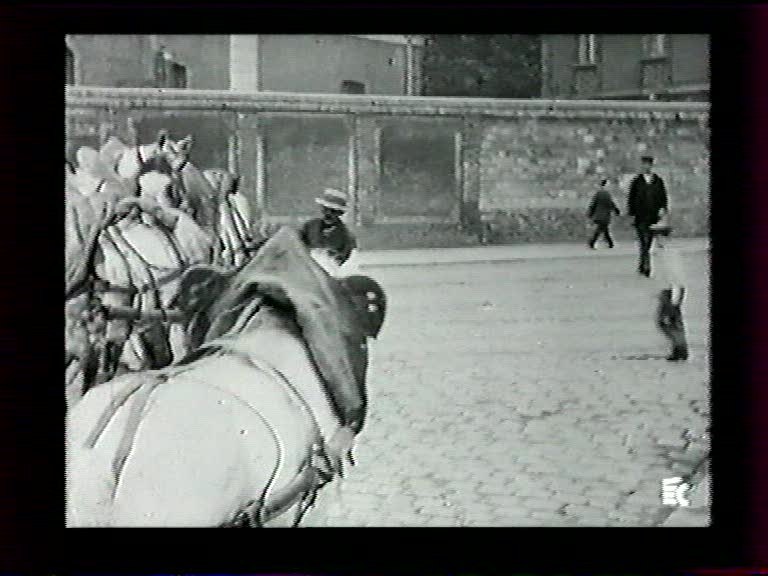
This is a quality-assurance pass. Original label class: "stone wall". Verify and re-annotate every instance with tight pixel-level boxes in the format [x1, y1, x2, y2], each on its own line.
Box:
[260, 114, 351, 217]
[478, 114, 709, 242]
[65, 87, 709, 248]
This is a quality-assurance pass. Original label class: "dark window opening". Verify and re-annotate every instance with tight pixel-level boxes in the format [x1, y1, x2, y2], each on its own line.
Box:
[341, 80, 366, 94]
[170, 62, 187, 88]
[154, 49, 187, 88]
[66, 45, 75, 85]
[577, 34, 597, 65]
[643, 34, 667, 58]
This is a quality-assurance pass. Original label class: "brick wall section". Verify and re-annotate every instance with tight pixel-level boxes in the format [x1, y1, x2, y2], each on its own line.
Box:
[66, 87, 709, 248]
[479, 115, 709, 241]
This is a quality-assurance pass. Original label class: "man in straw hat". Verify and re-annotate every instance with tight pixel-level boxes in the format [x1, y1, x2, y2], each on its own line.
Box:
[300, 188, 357, 276]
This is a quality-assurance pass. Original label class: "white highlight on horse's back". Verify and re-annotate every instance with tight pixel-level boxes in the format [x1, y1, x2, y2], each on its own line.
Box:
[214, 315, 342, 443]
[110, 376, 273, 526]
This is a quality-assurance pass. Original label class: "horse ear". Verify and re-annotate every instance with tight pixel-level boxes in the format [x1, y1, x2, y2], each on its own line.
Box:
[177, 135, 194, 153]
[156, 129, 169, 149]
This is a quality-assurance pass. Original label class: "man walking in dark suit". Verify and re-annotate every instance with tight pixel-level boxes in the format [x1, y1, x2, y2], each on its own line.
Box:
[627, 156, 669, 277]
[587, 177, 621, 249]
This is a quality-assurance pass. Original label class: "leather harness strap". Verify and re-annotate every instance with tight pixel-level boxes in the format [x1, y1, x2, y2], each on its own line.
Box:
[197, 345, 335, 528]
[83, 347, 333, 527]
[110, 375, 165, 494]
[83, 374, 148, 450]
[227, 460, 329, 528]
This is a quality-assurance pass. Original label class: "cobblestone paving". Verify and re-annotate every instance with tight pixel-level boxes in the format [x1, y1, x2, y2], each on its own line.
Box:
[303, 250, 710, 527]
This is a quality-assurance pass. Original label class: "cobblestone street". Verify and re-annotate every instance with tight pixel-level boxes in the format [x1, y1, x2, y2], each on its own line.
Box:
[304, 245, 710, 527]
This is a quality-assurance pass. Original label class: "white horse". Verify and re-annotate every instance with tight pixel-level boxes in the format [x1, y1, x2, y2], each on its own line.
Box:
[66, 228, 386, 527]
[100, 130, 220, 237]
[94, 171, 213, 376]
[65, 132, 216, 407]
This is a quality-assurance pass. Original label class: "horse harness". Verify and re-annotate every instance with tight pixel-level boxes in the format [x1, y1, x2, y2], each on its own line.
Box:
[216, 348, 340, 528]
[69, 148, 203, 389]
[77, 216, 189, 387]
[222, 195, 259, 263]
[82, 342, 342, 528]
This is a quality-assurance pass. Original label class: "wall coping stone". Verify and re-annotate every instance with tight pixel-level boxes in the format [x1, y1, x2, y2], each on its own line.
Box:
[66, 86, 709, 121]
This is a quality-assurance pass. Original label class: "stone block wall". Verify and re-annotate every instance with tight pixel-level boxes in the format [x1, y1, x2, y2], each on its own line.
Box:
[66, 88, 709, 248]
[478, 114, 709, 242]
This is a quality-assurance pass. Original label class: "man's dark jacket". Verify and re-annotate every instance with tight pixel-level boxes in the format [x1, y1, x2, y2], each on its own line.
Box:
[627, 173, 668, 225]
[300, 218, 356, 264]
[588, 190, 620, 224]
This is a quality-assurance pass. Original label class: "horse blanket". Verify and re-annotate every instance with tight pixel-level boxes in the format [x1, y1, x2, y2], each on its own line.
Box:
[183, 227, 371, 432]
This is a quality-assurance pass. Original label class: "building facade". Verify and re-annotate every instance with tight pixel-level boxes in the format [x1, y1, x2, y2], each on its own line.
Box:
[65, 34, 424, 95]
[540, 34, 709, 101]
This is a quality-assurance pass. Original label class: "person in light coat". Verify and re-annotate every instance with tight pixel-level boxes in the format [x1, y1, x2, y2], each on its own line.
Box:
[650, 220, 689, 361]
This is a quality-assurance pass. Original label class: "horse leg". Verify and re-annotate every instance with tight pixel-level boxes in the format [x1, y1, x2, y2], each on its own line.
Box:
[297, 475, 345, 527]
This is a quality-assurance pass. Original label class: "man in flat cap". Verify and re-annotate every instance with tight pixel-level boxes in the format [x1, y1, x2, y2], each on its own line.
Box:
[300, 188, 357, 276]
[627, 155, 669, 277]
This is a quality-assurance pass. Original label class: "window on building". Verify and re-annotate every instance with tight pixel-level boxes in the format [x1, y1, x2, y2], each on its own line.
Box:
[577, 34, 597, 64]
[154, 49, 188, 88]
[341, 80, 366, 94]
[169, 62, 187, 88]
[644, 34, 667, 58]
[65, 45, 75, 85]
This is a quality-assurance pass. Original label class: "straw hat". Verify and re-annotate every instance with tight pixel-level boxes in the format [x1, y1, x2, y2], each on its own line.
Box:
[315, 188, 349, 212]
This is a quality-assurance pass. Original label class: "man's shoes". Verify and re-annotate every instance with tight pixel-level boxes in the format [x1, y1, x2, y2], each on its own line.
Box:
[588, 244, 596, 250]
[608, 243, 615, 249]
[667, 347, 689, 362]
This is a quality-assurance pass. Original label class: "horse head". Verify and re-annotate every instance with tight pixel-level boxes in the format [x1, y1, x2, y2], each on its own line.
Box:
[112, 130, 184, 181]
[155, 135, 219, 230]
